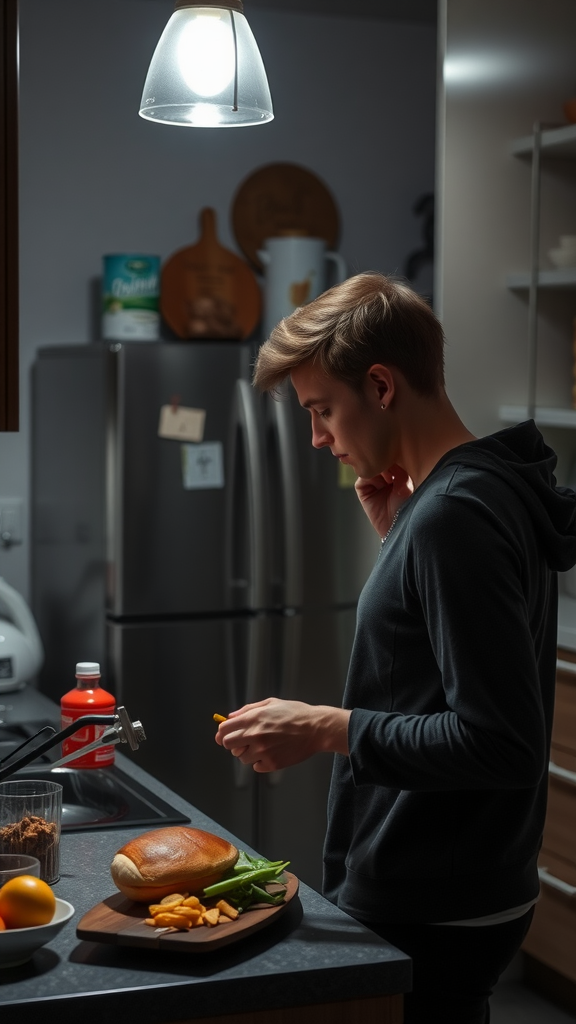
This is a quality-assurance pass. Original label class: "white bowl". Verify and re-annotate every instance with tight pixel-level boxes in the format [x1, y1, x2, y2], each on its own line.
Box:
[548, 247, 576, 268]
[0, 898, 74, 968]
[0, 855, 40, 887]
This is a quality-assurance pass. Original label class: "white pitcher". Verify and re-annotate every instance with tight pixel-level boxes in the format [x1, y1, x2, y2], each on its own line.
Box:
[257, 236, 346, 340]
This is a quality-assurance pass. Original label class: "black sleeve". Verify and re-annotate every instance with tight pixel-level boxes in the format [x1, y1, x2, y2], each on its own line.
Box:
[348, 491, 550, 792]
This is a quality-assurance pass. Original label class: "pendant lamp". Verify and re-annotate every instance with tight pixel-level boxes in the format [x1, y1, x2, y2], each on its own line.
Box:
[138, 2, 273, 128]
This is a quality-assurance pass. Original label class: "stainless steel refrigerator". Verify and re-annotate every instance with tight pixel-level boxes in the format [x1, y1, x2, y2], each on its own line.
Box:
[31, 341, 379, 890]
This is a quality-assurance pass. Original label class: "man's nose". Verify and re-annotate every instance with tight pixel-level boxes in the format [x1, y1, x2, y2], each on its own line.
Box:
[311, 420, 332, 449]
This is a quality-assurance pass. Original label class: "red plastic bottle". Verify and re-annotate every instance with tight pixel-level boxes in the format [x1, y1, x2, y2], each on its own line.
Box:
[60, 662, 116, 768]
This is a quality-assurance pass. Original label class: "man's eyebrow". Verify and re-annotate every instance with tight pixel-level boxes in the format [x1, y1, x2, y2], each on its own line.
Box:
[302, 396, 326, 409]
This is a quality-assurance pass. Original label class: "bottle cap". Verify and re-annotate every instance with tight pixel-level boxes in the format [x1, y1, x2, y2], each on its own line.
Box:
[75, 662, 100, 676]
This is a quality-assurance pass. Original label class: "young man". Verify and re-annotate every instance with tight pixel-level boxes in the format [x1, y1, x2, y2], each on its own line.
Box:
[215, 273, 576, 1023]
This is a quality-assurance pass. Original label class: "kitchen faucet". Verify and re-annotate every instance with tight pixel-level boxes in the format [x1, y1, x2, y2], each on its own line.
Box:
[0, 707, 146, 781]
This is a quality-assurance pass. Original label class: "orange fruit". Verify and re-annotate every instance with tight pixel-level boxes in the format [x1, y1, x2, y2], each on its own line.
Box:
[0, 875, 56, 929]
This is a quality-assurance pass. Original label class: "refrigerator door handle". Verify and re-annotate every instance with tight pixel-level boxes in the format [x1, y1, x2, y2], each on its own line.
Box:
[230, 612, 269, 790]
[267, 610, 302, 788]
[268, 395, 303, 609]
[226, 379, 267, 610]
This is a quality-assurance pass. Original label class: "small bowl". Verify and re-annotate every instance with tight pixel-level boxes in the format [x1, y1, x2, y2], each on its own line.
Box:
[0, 898, 74, 968]
[0, 855, 40, 887]
[548, 247, 576, 268]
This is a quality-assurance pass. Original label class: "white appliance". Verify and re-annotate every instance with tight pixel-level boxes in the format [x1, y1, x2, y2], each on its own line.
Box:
[0, 578, 44, 693]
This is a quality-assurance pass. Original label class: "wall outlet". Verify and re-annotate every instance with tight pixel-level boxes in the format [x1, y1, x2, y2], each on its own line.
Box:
[0, 499, 23, 547]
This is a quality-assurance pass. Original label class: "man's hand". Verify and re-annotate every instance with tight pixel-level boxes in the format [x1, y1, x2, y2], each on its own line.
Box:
[214, 698, 350, 772]
[355, 463, 413, 537]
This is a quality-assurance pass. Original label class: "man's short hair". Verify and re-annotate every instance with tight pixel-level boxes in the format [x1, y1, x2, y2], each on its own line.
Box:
[253, 272, 445, 396]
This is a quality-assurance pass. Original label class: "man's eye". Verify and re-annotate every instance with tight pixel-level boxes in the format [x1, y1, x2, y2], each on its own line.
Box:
[319, 409, 330, 419]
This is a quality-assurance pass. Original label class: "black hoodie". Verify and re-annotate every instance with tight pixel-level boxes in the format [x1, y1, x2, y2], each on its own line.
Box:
[323, 421, 576, 925]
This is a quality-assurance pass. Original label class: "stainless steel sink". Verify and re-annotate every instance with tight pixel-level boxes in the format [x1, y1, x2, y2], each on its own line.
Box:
[10, 764, 191, 831]
[0, 721, 190, 831]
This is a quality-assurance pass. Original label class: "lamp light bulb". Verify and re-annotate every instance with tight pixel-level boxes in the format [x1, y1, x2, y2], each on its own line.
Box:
[177, 13, 235, 97]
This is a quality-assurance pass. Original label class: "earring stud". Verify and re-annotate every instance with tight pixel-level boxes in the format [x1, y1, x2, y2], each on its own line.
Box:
[380, 403, 386, 410]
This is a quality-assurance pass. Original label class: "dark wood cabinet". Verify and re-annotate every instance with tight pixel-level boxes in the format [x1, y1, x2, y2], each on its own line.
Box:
[523, 647, 576, 1009]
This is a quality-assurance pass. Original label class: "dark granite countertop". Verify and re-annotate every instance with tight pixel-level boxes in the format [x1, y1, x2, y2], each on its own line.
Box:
[0, 688, 411, 1023]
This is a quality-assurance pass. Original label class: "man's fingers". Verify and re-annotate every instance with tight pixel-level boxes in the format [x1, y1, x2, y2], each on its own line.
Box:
[231, 745, 249, 758]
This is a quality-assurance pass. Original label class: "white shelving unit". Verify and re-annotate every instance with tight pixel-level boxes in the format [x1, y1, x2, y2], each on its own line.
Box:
[499, 405, 576, 429]
[506, 267, 576, 290]
[504, 121, 576, 424]
[509, 122, 576, 159]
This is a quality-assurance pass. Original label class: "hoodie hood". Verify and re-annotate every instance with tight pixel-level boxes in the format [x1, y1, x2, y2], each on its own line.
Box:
[439, 420, 576, 573]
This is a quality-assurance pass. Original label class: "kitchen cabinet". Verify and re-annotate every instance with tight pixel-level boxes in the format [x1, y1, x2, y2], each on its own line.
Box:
[522, 648, 576, 1010]
[0, 0, 19, 431]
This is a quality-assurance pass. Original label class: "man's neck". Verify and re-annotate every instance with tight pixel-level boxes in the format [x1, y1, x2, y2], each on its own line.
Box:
[397, 391, 477, 489]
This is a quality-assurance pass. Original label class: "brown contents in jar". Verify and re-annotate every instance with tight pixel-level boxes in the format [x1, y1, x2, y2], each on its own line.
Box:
[0, 815, 58, 881]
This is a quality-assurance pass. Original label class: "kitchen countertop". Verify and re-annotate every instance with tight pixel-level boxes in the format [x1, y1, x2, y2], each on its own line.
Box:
[0, 688, 411, 1024]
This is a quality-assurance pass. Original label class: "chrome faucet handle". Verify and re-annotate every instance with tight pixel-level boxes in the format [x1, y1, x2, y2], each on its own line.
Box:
[115, 706, 146, 751]
[0, 707, 146, 778]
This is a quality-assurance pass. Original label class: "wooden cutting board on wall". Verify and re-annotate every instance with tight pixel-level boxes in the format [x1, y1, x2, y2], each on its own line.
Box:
[231, 163, 341, 272]
[161, 207, 262, 339]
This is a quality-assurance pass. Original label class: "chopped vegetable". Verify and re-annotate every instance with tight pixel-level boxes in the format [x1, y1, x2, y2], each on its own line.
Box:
[202, 851, 290, 913]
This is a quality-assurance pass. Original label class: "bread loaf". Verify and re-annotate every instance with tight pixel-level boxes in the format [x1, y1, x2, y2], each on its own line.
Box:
[110, 826, 239, 902]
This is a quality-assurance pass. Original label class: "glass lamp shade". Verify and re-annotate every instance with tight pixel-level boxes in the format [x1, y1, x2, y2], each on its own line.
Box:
[139, 4, 273, 127]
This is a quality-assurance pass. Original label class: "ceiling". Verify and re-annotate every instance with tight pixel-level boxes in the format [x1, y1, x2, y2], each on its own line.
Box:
[247, 0, 437, 23]
[141, 1, 438, 25]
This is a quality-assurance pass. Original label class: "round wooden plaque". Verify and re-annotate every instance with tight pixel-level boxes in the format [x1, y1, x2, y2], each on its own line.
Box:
[231, 162, 341, 272]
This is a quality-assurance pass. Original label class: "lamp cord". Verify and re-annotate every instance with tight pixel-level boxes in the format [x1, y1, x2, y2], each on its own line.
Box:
[230, 10, 238, 111]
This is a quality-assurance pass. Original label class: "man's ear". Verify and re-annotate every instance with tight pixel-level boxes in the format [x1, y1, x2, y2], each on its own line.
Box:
[366, 364, 395, 408]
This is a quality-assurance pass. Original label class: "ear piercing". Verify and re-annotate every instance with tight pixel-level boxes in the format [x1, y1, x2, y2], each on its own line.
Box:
[380, 404, 386, 410]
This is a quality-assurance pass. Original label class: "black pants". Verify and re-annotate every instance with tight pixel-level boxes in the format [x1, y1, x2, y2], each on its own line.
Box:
[364, 907, 535, 1024]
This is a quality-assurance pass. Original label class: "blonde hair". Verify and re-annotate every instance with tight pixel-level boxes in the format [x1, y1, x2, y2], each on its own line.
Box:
[253, 272, 445, 396]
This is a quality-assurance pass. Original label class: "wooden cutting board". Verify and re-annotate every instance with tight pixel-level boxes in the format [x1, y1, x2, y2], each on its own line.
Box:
[232, 163, 341, 272]
[76, 873, 299, 953]
[161, 207, 262, 340]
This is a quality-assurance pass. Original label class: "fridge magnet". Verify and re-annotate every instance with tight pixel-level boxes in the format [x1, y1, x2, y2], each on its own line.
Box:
[181, 442, 225, 490]
[158, 405, 206, 443]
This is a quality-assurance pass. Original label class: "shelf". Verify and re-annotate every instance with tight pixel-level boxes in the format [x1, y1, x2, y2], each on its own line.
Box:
[499, 406, 576, 428]
[510, 123, 576, 159]
[558, 593, 576, 653]
[506, 267, 576, 289]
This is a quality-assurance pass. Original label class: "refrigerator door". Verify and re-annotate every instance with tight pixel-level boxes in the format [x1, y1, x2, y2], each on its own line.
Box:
[256, 605, 358, 892]
[271, 388, 380, 610]
[108, 342, 252, 617]
[108, 615, 261, 843]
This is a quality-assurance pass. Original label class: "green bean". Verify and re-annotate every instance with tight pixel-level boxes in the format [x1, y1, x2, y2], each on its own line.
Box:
[203, 861, 290, 898]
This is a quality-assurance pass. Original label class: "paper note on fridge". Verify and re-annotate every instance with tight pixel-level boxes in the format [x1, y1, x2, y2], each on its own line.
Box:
[181, 442, 225, 490]
[158, 404, 206, 442]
